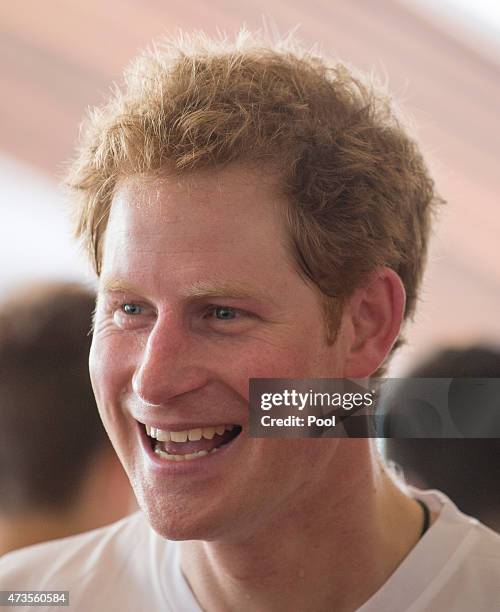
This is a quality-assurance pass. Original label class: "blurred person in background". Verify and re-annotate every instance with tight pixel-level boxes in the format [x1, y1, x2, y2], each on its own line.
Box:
[385, 345, 500, 533]
[0, 282, 133, 555]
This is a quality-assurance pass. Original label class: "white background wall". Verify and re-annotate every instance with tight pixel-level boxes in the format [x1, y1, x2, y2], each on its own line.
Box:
[0, 153, 90, 293]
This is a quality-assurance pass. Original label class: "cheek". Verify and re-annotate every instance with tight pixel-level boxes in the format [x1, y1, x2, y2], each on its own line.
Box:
[89, 335, 133, 414]
[89, 339, 103, 403]
[89, 338, 111, 404]
[89, 342, 114, 439]
[89, 338, 136, 458]
[214, 337, 333, 400]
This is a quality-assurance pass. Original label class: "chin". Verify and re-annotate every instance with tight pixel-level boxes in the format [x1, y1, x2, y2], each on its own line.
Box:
[135, 487, 229, 542]
[145, 507, 230, 542]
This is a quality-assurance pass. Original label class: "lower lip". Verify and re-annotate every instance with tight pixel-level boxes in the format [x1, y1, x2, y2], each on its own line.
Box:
[136, 421, 244, 476]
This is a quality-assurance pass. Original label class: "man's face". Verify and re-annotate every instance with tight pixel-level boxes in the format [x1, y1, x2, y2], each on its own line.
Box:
[90, 164, 350, 540]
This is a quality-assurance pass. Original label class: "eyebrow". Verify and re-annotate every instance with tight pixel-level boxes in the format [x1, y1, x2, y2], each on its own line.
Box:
[99, 278, 275, 305]
[180, 281, 271, 302]
[99, 279, 143, 294]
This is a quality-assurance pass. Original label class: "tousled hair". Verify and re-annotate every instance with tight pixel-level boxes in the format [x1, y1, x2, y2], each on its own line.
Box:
[67, 31, 442, 371]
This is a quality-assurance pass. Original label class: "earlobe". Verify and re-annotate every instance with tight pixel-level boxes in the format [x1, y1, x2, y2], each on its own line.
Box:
[343, 268, 406, 378]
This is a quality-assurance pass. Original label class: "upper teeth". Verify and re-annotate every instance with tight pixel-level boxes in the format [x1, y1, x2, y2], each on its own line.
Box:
[146, 424, 235, 443]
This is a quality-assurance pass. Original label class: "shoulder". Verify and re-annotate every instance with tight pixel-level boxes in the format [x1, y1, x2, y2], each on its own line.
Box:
[361, 488, 500, 612]
[409, 488, 500, 607]
[1, 513, 196, 611]
[1, 512, 150, 592]
[444, 514, 500, 583]
[412, 487, 500, 561]
[424, 516, 500, 610]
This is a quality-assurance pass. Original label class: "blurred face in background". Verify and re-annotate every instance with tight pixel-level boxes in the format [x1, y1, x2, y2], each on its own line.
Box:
[90, 164, 349, 541]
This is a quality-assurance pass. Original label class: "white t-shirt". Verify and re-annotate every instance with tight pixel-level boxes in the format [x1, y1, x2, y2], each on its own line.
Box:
[1, 488, 499, 611]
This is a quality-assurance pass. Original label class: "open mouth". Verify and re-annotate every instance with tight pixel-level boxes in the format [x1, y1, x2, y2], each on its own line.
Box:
[145, 423, 243, 462]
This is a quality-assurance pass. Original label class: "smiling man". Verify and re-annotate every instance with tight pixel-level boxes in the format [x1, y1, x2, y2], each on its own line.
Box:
[2, 32, 499, 611]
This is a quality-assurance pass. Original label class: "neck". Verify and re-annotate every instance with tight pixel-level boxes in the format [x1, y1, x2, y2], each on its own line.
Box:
[180, 442, 425, 612]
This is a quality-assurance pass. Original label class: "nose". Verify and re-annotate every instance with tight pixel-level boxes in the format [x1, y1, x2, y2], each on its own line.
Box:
[132, 313, 209, 406]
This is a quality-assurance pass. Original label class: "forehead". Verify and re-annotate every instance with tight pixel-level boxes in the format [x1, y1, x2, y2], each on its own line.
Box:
[110, 165, 286, 237]
[100, 165, 300, 293]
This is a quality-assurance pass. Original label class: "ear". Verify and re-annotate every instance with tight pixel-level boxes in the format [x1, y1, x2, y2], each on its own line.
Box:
[342, 267, 406, 378]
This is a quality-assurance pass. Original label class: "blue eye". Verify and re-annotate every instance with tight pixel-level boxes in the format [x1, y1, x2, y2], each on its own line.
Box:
[122, 303, 142, 315]
[214, 306, 237, 320]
